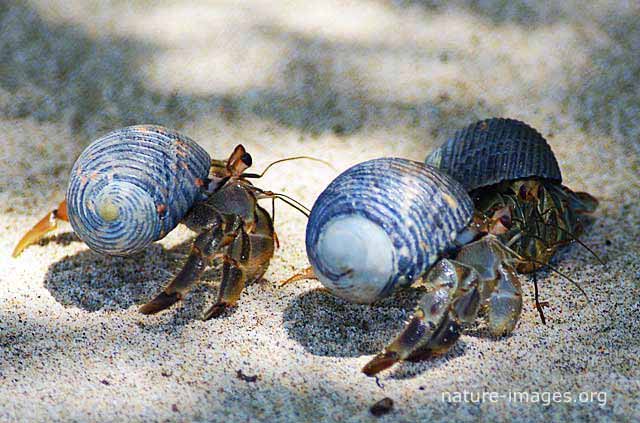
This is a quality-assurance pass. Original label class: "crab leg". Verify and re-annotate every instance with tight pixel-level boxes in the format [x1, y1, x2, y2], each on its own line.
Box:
[486, 263, 522, 335]
[139, 214, 243, 315]
[362, 259, 480, 376]
[363, 236, 523, 376]
[201, 231, 250, 320]
[454, 236, 523, 336]
[280, 266, 317, 286]
[203, 206, 276, 319]
[12, 199, 68, 257]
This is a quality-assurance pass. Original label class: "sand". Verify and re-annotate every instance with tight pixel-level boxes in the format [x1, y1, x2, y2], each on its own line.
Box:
[1, 1, 638, 421]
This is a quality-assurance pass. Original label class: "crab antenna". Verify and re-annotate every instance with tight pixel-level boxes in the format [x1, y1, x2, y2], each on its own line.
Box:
[253, 187, 311, 213]
[529, 208, 606, 266]
[272, 195, 310, 218]
[271, 196, 276, 225]
[251, 186, 310, 218]
[241, 156, 335, 179]
[532, 271, 547, 325]
[511, 216, 605, 266]
[498, 240, 591, 305]
[528, 259, 592, 306]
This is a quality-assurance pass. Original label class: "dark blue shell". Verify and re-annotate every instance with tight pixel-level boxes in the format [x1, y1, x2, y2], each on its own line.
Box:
[426, 118, 562, 191]
[306, 158, 473, 301]
[67, 125, 211, 256]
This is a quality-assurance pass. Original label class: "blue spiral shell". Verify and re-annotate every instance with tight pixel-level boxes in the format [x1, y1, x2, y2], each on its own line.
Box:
[67, 125, 211, 256]
[425, 118, 562, 191]
[306, 158, 473, 303]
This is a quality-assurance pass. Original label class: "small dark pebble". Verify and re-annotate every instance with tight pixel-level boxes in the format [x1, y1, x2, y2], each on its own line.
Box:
[100, 379, 110, 386]
[332, 124, 345, 136]
[236, 369, 258, 383]
[605, 239, 612, 246]
[419, 386, 425, 391]
[172, 404, 179, 412]
[161, 370, 173, 377]
[370, 397, 394, 417]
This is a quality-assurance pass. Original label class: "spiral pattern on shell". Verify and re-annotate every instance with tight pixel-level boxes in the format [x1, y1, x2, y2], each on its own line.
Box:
[306, 158, 473, 303]
[425, 118, 562, 191]
[67, 125, 211, 256]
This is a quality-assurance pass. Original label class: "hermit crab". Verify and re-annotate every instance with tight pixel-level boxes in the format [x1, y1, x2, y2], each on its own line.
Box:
[288, 118, 598, 375]
[13, 125, 312, 319]
[426, 118, 599, 321]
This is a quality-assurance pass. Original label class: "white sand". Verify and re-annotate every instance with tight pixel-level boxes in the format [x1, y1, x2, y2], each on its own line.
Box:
[1, 1, 638, 421]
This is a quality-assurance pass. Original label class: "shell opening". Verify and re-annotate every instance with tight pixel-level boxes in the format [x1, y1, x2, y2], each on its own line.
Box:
[314, 216, 395, 304]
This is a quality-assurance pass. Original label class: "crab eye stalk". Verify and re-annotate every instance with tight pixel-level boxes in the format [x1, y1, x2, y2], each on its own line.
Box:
[227, 144, 252, 176]
[241, 152, 252, 168]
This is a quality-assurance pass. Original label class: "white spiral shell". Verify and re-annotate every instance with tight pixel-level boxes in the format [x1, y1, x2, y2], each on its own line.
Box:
[306, 158, 473, 303]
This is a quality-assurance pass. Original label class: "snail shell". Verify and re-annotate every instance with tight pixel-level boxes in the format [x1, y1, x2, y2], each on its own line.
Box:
[67, 125, 211, 256]
[426, 118, 561, 191]
[306, 158, 473, 303]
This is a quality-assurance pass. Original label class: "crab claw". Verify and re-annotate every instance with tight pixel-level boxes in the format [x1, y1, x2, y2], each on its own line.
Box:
[362, 313, 462, 377]
[13, 200, 68, 257]
[362, 351, 401, 377]
[139, 292, 181, 315]
[201, 302, 233, 320]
